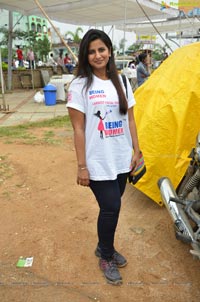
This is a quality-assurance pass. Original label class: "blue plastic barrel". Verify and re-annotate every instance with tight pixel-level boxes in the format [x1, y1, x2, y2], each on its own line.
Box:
[43, 84, 57, 106]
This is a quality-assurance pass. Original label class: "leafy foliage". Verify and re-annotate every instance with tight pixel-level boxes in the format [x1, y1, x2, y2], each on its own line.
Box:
[23, 30, 38, 47]
[2, 62, 8, 71]
[0, 26, 50, 61]
[151, 43, 166, 61]
[119, 38, 126, 53]
[65, 27, 83, 43]
[0, 26, 26, 46]
[128, 43, 143, 52]
[34, 35, 51, 60]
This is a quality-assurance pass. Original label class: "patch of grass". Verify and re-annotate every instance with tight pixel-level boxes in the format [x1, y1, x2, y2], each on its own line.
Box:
[0, 127, 32, 139]
[0, 116, 72, 144]
[24, 115, 72, 129]
[0, 116, 71, 135]
[43, 130, 55, 138]
[43, 138, 62, 145]
[0, 155, 13, 185]
[42, 130, 61, 145]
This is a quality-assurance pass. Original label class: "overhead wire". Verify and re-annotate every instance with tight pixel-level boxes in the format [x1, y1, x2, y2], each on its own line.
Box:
[135, 0, 174, 53]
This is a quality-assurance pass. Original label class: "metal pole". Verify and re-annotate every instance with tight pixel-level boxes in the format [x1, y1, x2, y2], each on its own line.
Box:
[135, 0, 173, 53]
[8, 10, 13, 91]
[123, 0, 127, 66]
[27, 16, 34, 90]
[0, 48, 7, 111]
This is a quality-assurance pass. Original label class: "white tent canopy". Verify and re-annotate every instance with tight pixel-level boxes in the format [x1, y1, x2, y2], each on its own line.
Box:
[0, 0, 179, 97]
[0, 0, 178, 26]
[116, 17, 200, 35]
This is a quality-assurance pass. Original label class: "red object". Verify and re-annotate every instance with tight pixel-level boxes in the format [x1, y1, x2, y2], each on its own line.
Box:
[64, 56, 71, 65]
[16, 48, 23, 60]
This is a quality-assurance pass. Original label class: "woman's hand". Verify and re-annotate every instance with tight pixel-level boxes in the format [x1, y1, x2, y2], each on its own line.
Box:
[130, 151, 141, 175]
[77, 168, 90, 186]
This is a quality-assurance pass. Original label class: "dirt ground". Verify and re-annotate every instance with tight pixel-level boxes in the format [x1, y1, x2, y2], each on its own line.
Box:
[0, 127, 200, 302]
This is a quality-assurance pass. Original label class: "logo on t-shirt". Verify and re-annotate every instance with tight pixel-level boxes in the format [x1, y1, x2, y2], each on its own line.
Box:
[94, 110, 124, 139]
[89, 90, 106, 100]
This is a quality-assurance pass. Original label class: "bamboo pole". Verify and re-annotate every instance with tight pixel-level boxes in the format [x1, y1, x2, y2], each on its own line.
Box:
[34, 0, 78, 63]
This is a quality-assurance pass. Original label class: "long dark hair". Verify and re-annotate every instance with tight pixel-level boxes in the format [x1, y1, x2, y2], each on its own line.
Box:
[76, 29, 128, 115]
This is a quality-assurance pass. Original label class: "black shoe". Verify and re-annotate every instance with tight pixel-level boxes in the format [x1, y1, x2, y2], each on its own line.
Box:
[99, 258, 122, 285]
[95, 245, 127, 268]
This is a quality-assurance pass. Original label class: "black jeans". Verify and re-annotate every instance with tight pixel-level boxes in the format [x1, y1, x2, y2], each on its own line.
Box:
[90, 173, 128, 260]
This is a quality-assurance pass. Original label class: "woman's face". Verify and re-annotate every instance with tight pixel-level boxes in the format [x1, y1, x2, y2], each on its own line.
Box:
[88, 39, 111, 73]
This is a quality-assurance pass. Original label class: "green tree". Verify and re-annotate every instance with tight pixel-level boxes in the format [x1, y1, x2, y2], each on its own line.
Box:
[65, 27, 83, 43]
[0, 27, 38, 55]
[34, 35, 51, 61]
[1, 48, 9, 59]
[0, 25, 51, 62]
[0, 26, 25, 46]
[152, 43, 166, 61]
[119, 38, 126, 53]
[128, 42, 143, 53]
[23, 30, 38, 47]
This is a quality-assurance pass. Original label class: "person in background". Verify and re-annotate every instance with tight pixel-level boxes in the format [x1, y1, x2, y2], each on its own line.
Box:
[57, 52, 67, 73]
[47, 53, 58, 73]
[136, 53, 150, 87]
[57, 53, 64, 65]
[128, 59, 136, 69]
[11, 59, 17, 70]
[37, 58, 44, 67]
[67, 29, 140, 285]
[16, 46, 24, 67]
[27, 48, 35, 69]
[64, 53, 74, 74]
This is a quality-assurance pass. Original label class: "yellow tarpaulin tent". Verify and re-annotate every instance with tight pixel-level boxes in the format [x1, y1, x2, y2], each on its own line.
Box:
[133, 42, 200, 206]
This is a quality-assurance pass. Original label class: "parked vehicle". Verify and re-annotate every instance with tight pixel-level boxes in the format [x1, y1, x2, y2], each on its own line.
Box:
[158, 132, 200, 259]
[115, 57, 137, 91]
[115, 59, 132, 72]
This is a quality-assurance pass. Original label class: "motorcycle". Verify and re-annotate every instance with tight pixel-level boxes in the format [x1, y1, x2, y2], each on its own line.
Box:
[158, 132, 200, 259]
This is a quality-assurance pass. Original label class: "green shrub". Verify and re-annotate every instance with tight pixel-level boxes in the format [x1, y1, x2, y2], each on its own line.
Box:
[17, 67, 26, 70]
[2, 62, 8, 71]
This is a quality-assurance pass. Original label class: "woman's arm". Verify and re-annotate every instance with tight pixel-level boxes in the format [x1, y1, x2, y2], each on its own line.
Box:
[128, 107, 141, 173]
[140, 65, 150, 78]
[68, 108, 90, 186]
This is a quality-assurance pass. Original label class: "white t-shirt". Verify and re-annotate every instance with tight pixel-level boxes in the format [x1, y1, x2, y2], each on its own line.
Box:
[67, 74, 136, 180]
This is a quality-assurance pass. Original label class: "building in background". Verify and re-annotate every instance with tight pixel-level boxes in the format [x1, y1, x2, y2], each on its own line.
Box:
[0, 9, 78, 62]
[0, 9, 48, 48]
[26, 14, 48, 41]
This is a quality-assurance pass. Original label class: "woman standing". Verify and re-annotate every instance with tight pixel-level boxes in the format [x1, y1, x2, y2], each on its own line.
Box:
[67, 29, 140, 285]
